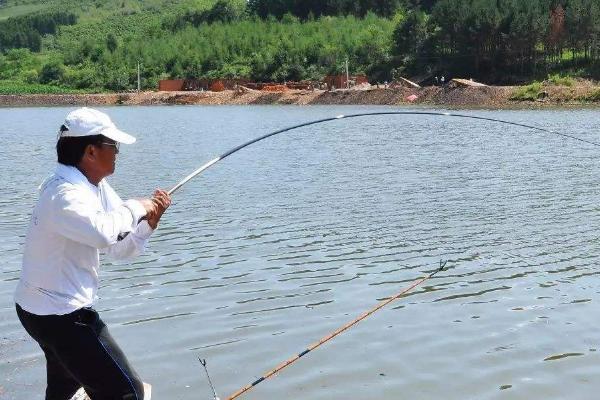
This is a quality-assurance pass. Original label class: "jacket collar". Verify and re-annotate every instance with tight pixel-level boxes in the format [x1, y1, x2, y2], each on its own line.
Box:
[55, 163, 100, 193]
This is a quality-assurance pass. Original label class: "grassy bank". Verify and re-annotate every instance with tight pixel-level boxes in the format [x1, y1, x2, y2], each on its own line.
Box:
[0, 80, 89, 94]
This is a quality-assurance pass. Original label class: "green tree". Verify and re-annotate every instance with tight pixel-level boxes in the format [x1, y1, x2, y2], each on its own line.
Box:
[202, 0, 242, 23]
[106, 33, 118, 53]
[393, 10, 427, 56]
[565, 0, 600, 64]
[39, 60, 66, 84]
[502, 0, 546, 76]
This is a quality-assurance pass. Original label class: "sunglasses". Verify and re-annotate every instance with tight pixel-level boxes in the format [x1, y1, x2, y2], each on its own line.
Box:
[99, 142, 120, 154]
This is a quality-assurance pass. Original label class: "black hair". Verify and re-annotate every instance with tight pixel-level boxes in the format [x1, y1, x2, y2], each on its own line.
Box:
[56, 126, 105, 166]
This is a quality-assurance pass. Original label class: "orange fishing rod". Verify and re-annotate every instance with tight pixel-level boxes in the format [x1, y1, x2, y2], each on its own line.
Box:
[214, 260, 447, 400]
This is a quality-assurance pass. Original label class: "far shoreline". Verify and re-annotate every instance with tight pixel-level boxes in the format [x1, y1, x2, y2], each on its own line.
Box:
[2, 85, 600, 109]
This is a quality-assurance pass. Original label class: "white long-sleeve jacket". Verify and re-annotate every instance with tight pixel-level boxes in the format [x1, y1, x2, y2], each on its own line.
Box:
[14, 163, 153, 315]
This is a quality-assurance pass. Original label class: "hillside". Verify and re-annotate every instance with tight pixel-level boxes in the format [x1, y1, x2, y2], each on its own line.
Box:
[1, 0, 600, 95]
[0, 0, 397, 93]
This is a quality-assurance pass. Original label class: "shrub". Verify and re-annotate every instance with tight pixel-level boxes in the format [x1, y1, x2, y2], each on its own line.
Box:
[510, 81, 543, 101]
[106, 33, 118, 53]
[39, 60, 65, 84]
[21, 69, 39, 84]
[546, 74, 575, 87]
[63, 66, 101, 89]
[578, 88, 600, 102]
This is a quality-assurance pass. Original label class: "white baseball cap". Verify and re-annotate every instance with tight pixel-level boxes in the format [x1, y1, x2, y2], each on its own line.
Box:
[59, 107, 136, 144]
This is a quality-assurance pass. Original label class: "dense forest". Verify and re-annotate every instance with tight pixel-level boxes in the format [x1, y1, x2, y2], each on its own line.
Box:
[0, 0, 599, 93]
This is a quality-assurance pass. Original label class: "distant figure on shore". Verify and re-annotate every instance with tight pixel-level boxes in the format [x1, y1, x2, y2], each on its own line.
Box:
[14, 108, 171, 400]
[435, 76, 439, 85]
[441, 76, 445, 85]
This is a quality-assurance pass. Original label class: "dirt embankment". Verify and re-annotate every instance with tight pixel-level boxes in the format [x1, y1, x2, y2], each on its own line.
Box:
[1, 85, 598, 108]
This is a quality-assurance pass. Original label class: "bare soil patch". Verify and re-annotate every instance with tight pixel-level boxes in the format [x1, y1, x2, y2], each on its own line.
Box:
[2, 84, 600, 108]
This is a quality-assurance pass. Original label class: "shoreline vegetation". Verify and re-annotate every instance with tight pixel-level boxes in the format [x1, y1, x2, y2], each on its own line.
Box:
[3, 0, 600, 101]
[2, 82, 600, 108]
[0, 0, 600, 108]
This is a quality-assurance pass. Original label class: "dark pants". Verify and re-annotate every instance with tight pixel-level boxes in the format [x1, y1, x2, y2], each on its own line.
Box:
[16, 304, 144, 400]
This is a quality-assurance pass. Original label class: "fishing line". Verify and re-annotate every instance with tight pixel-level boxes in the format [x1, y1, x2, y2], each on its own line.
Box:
[168, 111, 600, 195]
[199, 358, 219, 400]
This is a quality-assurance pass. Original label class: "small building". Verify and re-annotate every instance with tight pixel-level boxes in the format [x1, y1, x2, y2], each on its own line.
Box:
[158, 79, 185, 91]
[323, 75, 369, 90]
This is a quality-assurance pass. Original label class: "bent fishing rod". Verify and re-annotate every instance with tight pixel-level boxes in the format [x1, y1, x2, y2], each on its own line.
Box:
[167, 111, 600, 195]
[164, 112, 599, 399]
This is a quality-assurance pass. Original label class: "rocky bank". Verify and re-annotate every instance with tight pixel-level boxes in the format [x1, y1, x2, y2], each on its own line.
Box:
[1, 85, 599, 108]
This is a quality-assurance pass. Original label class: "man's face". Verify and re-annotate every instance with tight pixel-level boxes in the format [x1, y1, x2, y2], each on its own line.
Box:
[93, 139, 119, 176]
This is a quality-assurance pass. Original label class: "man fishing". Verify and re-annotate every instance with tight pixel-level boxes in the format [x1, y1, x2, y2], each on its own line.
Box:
[14, 107, 171, 400]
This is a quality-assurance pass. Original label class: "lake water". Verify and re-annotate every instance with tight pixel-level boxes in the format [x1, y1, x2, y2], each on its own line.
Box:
[1, 105, 600, 400]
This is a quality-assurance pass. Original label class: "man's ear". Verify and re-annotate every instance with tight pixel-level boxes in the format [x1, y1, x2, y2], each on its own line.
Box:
[83, 144, 97, 162]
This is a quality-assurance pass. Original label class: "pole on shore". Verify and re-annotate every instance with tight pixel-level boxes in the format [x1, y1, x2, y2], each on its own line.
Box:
[345, 57, 349, 89]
